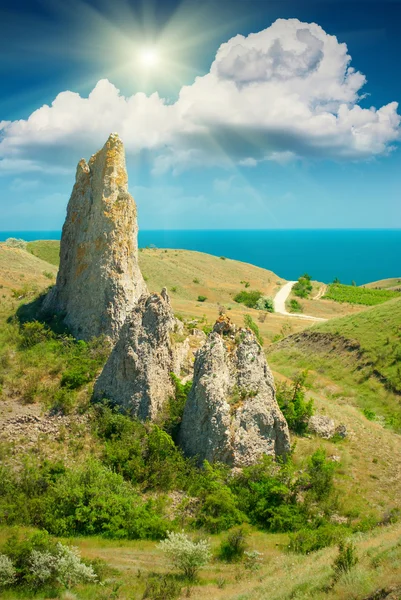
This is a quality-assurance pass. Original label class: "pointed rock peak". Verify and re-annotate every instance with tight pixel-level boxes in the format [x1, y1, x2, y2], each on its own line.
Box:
[41, 135, 147, 341]
[179, 324, 291, 467]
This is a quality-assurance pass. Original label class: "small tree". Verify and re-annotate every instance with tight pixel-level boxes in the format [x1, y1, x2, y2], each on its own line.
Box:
[159, 532, 211, 580]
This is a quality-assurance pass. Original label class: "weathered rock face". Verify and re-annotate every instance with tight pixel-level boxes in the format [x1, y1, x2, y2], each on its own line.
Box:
[179, 318, 291, 466]
[93, 289, 187, 420]
[42, 133, 147, 341]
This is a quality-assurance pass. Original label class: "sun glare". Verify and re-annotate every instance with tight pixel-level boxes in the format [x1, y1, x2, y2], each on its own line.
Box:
[139, 48, 159, 68]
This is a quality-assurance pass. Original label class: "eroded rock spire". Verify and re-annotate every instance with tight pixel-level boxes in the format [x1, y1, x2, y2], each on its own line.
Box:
[42, 133, 147, 340]
[179, 316, 291, 466]
[93, 289, 191, 420]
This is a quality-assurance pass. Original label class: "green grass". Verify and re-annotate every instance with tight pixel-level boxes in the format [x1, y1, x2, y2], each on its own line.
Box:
[26, 240, 60, 266]
[323, 283, 399, 306]
[269, 297, 401, 429]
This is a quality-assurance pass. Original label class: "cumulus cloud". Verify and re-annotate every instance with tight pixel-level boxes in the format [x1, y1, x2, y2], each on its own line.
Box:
[0, 18, 399, 173]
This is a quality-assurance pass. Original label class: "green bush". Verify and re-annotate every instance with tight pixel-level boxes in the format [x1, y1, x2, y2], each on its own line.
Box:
[234, 290, 262, 308]
[307, 448, 336, 501]
[197, 295, 207, 302]
[218, 527, 248, 562]
[142, 574, 182, 599]
[243, 314, 264, 346]
[19, 321, 54, 348]
[276, 372, 314, 434]
[255, 296, 274, 312]
[288, 524, 350, 554]
[289, 299, 303, 313]
[293, 274, 313, 299]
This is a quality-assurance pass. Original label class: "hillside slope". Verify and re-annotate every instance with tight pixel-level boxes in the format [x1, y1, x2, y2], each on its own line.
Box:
[269, 298, 401, 429]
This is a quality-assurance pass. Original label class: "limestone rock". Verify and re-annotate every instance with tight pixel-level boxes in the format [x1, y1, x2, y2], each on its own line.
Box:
[179, 323, 291, 466]
[93, 289, 185, 420]
[308, 415, 336, 439]
[42, 133, 147, 341]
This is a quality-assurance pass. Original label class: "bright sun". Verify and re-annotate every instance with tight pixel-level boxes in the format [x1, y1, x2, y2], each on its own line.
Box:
[138, 48, 159, 68]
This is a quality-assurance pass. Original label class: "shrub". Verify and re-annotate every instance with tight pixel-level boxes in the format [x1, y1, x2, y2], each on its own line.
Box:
[244, 550, 263, 571]
[2, 532, 96, 590]
[196, 487, 246, 533]
[289, 299, 302, 313]
[363, 408, 376, 421]
[288, 525, 350, 554]
[307, 448, 335, 500]
[276, 372, 314, 434]
[51, 388, 76, 415]
[243, 314, 264, 346]
[19, 321, 54, 348]
[159, 531, 211, 580]
[218, 527, 248, 562]
[0, 554, 16, 588]
[293, 274, 312, 299]
[234, 290, 262, 308]
[193, 278, 200, 284]
[255, 296, 274, 312]
[171, 286, 177, 292]
[333, 541, 358, 581]
[142, 574, 182, 600]
[197, 295, 207, 302]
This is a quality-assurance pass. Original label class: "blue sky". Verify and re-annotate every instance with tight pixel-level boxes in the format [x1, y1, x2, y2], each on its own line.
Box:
[0, 0, 400, 230]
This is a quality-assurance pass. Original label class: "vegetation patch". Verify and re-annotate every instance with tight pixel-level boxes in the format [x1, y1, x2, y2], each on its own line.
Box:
[293, 273, 313, 299]
[323, 283, 399, 305]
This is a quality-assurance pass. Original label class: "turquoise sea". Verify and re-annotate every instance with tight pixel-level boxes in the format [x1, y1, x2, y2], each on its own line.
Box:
[0, 229, 400, 286]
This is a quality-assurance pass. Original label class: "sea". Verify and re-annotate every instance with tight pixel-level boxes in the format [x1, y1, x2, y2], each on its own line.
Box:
[1, 229, 400, 286]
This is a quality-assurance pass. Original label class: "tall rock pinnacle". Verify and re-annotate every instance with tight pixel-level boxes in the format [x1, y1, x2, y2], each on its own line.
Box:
[42, 134, 147, 341]
[179, 317, 291, 466]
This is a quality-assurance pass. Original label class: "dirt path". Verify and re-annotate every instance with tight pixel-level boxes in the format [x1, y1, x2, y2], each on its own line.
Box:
[313, 284, 327, 300]
[273, 281, 327, 321]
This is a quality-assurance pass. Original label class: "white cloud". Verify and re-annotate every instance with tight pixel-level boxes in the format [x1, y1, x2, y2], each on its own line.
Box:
[0, 18, 399, 173]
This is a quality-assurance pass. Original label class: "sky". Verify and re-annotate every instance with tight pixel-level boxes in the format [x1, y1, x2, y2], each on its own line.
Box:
[0, 0, 400, 230]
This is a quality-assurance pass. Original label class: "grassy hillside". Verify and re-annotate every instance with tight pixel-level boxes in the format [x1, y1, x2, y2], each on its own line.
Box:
[364, 277, 401, 291]
[26, 239, 60, 266]
[269, 297, 401, 429]
[1, 242, 401, 599]
[0, 244, 57, 299]
[17, 241, 363, 340]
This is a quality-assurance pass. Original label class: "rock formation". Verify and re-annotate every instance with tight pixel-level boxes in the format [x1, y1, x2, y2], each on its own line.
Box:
[93, 289, 190, 420]
[42, 133, 147, 341]
[179, 316, 291, 466]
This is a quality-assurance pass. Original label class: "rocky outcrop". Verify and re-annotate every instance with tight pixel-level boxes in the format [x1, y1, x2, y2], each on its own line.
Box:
[179, 316, 291, 467]
[308, 415, 336, 439]
[308, 415, 348, 440]
[93, 289, 188, 420]
[42, 133, 147, 341]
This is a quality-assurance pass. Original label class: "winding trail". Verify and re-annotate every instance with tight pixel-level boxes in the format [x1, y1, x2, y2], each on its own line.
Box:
[273, 281, 327, 321]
